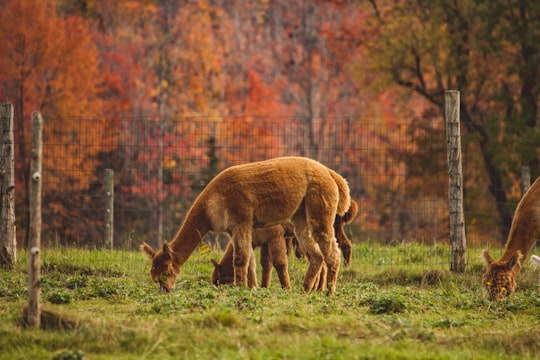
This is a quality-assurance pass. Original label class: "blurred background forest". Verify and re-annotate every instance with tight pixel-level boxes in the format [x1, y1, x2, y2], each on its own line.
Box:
[0, 0, 539, 250]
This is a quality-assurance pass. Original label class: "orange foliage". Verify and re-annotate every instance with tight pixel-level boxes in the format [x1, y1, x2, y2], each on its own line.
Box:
[0, 0, 104, 239]
[0, 0, 516, 246]
[0, 0, 101, 118]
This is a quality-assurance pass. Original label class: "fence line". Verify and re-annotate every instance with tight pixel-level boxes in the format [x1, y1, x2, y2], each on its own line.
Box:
[1, 102, 539, 273]
[13, 114, 453, 251]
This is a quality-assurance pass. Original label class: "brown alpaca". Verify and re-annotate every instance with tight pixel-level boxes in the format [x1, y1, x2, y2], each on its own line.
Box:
[141, 156, 350, 296]
[482, 176, 540, 301]
[211, 224, 294, 289]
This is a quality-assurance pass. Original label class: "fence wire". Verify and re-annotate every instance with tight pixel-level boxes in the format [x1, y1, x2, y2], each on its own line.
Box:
[11, 114, 533, 273]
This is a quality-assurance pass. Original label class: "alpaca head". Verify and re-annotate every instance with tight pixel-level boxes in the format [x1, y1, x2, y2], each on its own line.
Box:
[482, 250, 522, 301]
[210, 258, 234, 286]
[141, 242, 180, 292]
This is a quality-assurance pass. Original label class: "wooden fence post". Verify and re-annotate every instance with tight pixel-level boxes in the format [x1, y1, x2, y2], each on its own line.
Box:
[521, 166, 530, 196]
[104, 169, 114, 249]
[27, 112, 43, 328]
[0, 103, 16, 269]
[445, 90, 467, 273]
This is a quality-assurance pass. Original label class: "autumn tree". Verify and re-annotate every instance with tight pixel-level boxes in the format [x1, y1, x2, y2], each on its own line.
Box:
[0, 0, 103, 243]
[364, 0, 540, 243]
[191, 136, 219, 193]
[477, 0, 540, 177]
[267, 0, 342, 161]
[1, 0, 490, 246]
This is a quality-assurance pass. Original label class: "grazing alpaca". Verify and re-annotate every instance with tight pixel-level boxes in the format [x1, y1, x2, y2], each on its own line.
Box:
[482, 176, 540, 301]
[141, 156, 350, 296]
[211, 224, 294, 289]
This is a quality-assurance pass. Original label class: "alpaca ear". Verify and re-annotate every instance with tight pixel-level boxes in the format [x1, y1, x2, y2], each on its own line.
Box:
[482, 250, 494, 265]
[162, 241, 174, 260]
[210, 258, 220, 269]
[507, 251, 523, 270]
[140, 242, 155, 259]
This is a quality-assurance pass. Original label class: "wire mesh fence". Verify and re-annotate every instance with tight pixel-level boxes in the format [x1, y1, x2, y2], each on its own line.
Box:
[9, 114, 537, 274]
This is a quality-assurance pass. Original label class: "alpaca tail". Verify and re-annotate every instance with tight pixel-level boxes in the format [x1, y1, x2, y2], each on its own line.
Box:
[341, 199, 359, 223]
[328, 169, 351, 216]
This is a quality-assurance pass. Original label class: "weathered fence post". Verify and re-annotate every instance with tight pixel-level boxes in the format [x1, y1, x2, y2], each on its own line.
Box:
[104, 169, 114, 249]
[27, 111, 43, 328]
[521, 166, 530, 196]
[0, 103, 16, 269]
[445, 90, 467, 273]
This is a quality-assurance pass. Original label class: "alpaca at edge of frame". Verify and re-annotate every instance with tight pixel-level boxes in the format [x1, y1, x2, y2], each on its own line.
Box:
[482, 176, 540, 301]
[141, 156, 351, 296]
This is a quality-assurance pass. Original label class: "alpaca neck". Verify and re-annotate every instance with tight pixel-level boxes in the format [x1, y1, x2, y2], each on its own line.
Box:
[169, 201, 213, 266]
[500, 181, 540, 265]
[219, 242, 235, 268]
[500, 216, 537, 264]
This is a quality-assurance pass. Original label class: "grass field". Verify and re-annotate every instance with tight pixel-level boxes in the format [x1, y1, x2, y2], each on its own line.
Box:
[0, 243, 539, 359]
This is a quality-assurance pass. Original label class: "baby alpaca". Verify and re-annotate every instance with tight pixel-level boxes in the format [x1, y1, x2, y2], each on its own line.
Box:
[211, 224, 294, 289]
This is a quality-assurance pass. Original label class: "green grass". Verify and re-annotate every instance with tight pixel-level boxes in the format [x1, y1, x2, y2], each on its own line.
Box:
[0, 243, 539, 359]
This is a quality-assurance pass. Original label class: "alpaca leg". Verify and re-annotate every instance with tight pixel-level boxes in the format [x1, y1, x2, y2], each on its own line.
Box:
[268, 236, 291, 290]
[247, 247, 258, 288]
[293, 237, 304, 260]
[311, 263, 321, 291]
[316, 261, 327, 292]
[299, 251, 319, 292]
[296, 246, 324, 292]
[274, 262, 291, 290]
[313, 228, 340, 296]
[339, 239, 352, 267]
[335, 222, 352, 267]
[292, 219, 324, 293]
[301, 247, 324, 293]
[304, 187, 341, 296]
[232, 226, 252, 287]
[305, 254, 326, 292]
[260, 243, 272, 288]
